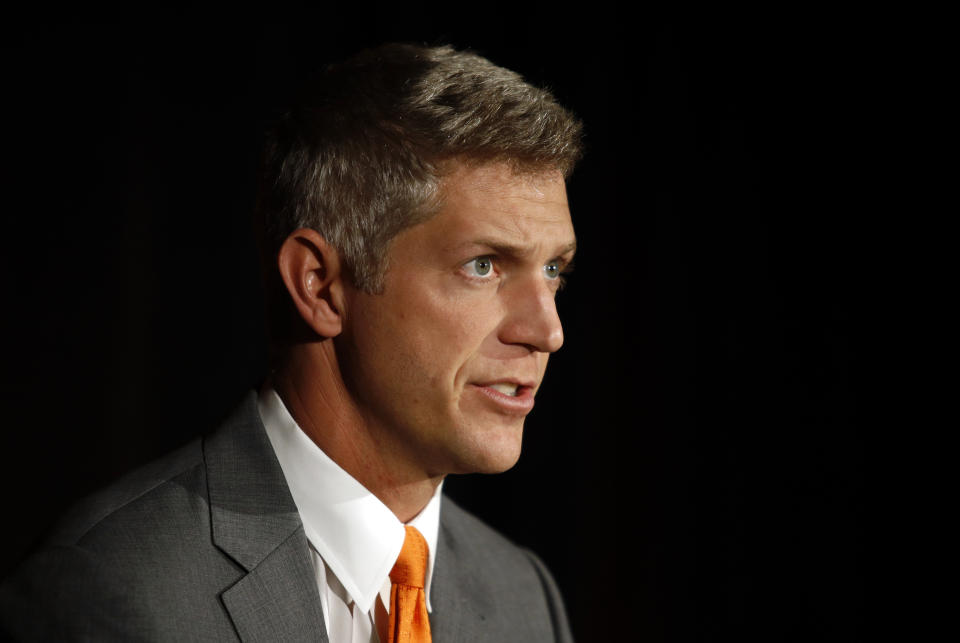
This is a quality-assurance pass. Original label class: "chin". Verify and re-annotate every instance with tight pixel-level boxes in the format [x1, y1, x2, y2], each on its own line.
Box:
[447, 420, 525, 475]
[480, 457, 522, 475]
[467, 449, 523, 475]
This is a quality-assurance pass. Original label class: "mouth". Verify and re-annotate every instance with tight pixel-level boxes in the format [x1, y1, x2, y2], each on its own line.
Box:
[487, 382, 522, 397]
[470, 380, 537, 414]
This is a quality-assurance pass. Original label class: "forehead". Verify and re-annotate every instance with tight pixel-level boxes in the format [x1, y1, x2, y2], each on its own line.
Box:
[425, 162, 575, 252]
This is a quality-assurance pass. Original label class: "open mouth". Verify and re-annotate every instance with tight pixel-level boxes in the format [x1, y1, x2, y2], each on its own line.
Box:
[487, 382, 520, 397]
[472, 381, 537, 414]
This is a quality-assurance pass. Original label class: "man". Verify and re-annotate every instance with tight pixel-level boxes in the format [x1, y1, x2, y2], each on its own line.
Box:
[0, 43, 581, 642]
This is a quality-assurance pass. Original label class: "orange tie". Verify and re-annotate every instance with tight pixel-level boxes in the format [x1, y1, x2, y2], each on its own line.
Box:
[386, 525, 432, 643]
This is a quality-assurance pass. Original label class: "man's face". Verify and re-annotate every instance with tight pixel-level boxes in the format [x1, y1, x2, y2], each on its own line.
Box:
[338, 162, 575, 477]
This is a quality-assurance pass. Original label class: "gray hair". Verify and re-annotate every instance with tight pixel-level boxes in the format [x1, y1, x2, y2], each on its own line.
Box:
[256, 42, 583, 294]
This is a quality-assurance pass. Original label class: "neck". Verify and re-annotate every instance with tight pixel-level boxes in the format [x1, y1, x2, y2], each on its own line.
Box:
[272, 342, 444, 523]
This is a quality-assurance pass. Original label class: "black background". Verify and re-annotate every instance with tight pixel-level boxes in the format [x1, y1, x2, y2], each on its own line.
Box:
[2, 14, 861, 642]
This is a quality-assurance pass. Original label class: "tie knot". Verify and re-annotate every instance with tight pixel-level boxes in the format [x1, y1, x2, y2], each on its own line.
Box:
[390, 525, 428, 589]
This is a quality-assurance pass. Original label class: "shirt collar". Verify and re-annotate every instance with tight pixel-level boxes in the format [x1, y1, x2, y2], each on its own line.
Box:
[258, 385, 442, 614]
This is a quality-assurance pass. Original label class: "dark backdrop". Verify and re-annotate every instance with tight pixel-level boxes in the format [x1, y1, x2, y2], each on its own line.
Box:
[1, 15, 861, 642]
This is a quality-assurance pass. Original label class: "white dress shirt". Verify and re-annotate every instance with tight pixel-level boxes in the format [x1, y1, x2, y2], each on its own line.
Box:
[258, 386, 442, 643]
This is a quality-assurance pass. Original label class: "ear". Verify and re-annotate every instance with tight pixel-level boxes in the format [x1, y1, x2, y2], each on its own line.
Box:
[277, 228, 346, 339]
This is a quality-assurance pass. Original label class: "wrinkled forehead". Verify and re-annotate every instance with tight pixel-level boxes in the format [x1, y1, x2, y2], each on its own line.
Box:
[431, 162, 574, 250]
[438, 160, 567, 199]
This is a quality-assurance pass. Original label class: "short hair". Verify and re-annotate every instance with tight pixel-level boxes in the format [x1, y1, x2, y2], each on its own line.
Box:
[255, 42, 583, 296]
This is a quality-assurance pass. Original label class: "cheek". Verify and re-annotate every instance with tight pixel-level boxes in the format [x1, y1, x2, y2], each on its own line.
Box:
[366, 295, 489, 395]
[368, 267, 506, 381]
[407, 285, 502, 351]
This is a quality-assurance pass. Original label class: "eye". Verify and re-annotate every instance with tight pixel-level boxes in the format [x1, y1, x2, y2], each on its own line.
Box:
[544, 260, 561, 280]
[463, 256, 495, 278]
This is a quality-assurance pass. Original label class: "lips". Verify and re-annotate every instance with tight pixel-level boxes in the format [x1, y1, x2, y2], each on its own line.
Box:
[488, 382, 520, 397]
[470, 380, 537, 414]
[473, 378, 536, 395]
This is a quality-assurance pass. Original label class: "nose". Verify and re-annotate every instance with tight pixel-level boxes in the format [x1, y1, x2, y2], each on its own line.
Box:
[499, 276, 565, 354]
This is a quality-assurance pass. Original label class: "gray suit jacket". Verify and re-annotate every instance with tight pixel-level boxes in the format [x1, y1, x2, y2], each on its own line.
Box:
[0, 392, 573, 642]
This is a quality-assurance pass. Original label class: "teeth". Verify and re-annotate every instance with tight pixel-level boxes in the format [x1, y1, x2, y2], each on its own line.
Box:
[489, 383, 519, 397]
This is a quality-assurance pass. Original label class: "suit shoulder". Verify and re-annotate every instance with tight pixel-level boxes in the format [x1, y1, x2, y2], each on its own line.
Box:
[48, 437, 205, 547]
[0, 439, 220, 640]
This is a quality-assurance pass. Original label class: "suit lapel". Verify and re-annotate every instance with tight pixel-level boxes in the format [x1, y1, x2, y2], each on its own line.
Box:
[220, 528, 328, 642]
[204, 392, 328, 642]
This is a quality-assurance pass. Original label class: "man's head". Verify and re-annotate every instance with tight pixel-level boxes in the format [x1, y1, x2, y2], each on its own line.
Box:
[256, 43, 582, 294]
[258, 44, 582, 479]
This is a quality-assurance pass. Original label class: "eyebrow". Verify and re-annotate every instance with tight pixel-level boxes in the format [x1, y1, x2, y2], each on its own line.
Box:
[449, 238, 577, 259]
